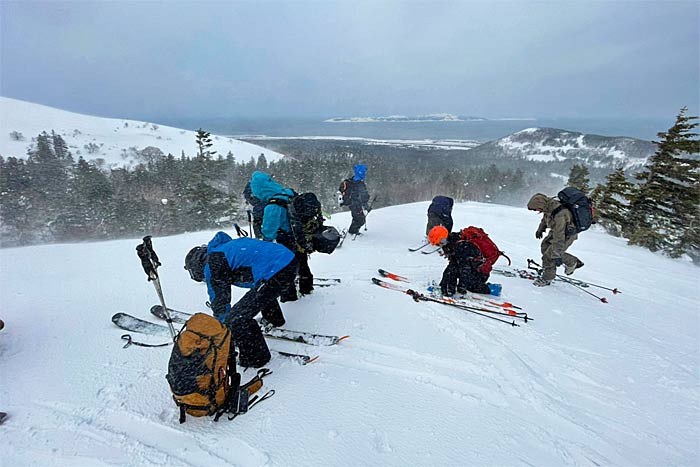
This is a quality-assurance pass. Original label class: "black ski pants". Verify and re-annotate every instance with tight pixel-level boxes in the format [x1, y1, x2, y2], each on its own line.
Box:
[224, 259, 297, 368]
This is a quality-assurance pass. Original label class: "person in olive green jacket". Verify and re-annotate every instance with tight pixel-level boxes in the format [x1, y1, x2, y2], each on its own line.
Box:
[527, 193, 584, 286]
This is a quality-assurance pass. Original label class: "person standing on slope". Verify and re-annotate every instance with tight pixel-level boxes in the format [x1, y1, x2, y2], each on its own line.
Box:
[427, 226, 501, 297]
[250, 171, 313, 301]
[338, 164, 371, 236]
[184, 232, 297, 368]
[527, 193, 584, 287]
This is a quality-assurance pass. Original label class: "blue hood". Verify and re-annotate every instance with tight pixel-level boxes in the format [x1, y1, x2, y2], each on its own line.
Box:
[353, 164, 367, 181]
[250, 171, 293, 202]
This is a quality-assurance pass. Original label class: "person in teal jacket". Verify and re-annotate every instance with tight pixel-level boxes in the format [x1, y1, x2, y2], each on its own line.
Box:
[184, 231, 297, 368]
[249, 171, 313, 301]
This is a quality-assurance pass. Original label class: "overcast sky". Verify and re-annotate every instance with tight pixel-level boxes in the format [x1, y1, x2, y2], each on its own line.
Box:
[1, 0, 698, 120]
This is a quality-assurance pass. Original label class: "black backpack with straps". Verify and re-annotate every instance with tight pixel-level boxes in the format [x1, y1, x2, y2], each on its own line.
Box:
[554, 187, 594, 233]
[268, 192, 324, 253]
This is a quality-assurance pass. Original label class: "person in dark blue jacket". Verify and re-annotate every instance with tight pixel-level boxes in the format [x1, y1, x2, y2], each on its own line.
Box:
[184, 232, 297, 368]
[338, 164, 371, 235]
[249, 171, 313, 301]
[426, 195, 454, 236]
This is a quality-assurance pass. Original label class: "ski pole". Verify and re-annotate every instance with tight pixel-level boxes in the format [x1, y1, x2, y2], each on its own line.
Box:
[247, 210, 253, 237]
[363, 195, 378, 231]
[136, 236, 177, 339]
[233, 223, 249, 238]
[526, 259, 608, 303]
[527, 259, 619, 294]
[406, 289, 520, 327]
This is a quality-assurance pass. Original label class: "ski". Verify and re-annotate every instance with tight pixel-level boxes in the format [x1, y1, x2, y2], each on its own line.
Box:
[421, 246, 442, 254]
[526, 259, 610, 303]
[111, 313, 318, 364]
[526, 259, 620, 294]
[150, 305, 349, 346]
[408, 241, 430, 252]
[377, 268, 525, 313]
[371, 278, 522, 326]
[377, 268, 410, 283]
[336, 229, 349, 248]
[0, 412, 7, 425]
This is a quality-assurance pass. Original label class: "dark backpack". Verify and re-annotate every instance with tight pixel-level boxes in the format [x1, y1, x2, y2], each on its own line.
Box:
[554, 187, 594, 233]
[268, 192, 324, 253]
[458, 226, 511, 275]
[428, 196, 454, 218]
[338, 179, 352, 206]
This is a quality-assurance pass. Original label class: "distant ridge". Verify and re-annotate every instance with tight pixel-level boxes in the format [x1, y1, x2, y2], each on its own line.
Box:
[468, 127, 655, 168]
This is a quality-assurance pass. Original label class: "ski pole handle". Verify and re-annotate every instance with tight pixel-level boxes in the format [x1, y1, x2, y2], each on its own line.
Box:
[136, 235, 161, 281]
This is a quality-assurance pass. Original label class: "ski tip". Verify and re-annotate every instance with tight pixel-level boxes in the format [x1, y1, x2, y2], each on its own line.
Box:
[111, 312, 125, 323]
[337, 335, 350, 343]
[308, 356, 320, 364]
[150, 304, 161, 312]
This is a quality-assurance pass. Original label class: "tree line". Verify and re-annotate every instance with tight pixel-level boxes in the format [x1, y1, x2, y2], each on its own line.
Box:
[1, 113, 698, 264]
[564, 108, 699, 264]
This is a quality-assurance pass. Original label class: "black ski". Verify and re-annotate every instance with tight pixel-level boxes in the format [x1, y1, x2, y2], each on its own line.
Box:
[0, 412, 7, 425]
[111, 313, 318, 364]
[150, 306, 348, 346]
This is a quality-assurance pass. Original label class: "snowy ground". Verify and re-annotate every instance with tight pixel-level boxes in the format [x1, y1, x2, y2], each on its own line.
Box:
[0, 97, 284, 167]
[1, 201, 698, 466]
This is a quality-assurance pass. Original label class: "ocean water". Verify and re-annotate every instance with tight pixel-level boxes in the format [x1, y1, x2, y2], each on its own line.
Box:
[156, 116, 672, 142]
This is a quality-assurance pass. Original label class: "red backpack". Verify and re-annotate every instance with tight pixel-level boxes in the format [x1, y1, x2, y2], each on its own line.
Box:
[459, 226, 511, 274]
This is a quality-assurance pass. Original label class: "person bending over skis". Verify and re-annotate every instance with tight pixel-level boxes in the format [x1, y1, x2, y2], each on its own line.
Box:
[184, 232, 297, 368]
[428, 226, 501, 297]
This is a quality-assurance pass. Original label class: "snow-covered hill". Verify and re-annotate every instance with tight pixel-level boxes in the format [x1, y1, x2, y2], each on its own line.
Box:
[1, 201, 698, 466]
[470, 127, 655, 168]
[0, 97, 284, 168]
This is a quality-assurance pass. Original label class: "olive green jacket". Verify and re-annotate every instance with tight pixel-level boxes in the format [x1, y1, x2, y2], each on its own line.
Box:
[536, 197, 578, 260]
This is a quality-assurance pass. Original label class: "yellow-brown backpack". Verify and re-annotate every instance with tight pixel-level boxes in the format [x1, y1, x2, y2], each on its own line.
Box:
[166, 313, 271, 423]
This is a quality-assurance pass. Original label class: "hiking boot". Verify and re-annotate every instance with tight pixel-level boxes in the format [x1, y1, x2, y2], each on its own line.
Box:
[565, 260, 584, 276]
[533, 277, 552, 287]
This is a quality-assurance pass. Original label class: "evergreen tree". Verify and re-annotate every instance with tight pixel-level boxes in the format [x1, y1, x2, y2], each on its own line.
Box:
[627, 107, 700, 261]
[567, 163, 591, 193]
[594, 167, 634, 237]
[195, 128, 217, 160]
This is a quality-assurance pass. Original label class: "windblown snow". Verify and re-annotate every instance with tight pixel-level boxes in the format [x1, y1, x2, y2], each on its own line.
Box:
[1, 201, 698, 466]
[0, 97, 284, 168]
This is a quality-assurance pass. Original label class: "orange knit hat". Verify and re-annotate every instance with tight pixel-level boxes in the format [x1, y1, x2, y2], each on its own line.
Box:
[428, 225, 449, 246]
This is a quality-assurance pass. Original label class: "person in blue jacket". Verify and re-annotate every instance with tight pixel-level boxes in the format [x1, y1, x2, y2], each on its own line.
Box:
[338, 164, 371, 235]
[184, 232, 297, 368]
[249, 171, 313, 301]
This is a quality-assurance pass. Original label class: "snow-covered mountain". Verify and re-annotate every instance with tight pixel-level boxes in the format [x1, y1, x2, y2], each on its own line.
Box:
[0, 97, 284, 168]
[469, 127, 655, 168]
[1, 201, 698, 466]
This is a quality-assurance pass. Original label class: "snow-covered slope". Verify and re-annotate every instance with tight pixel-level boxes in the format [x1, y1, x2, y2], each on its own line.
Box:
[471, 127, 654, 168]
[0, 97, 284, 168]
[1, 201, 698, 466]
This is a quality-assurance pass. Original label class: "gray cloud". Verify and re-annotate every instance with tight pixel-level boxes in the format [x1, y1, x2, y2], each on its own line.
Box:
[1, 0, 698, 120]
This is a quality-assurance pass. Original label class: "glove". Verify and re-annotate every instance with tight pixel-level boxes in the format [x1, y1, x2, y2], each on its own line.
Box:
[535, 229, 544, 239]
[553, 258, 563, 267]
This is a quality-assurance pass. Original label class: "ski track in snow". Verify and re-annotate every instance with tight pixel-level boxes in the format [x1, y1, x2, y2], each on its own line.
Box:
[1, 201, 699, 466]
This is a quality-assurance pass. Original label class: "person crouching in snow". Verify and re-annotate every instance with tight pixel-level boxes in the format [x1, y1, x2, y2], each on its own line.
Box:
[428, 226, 500, 297]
